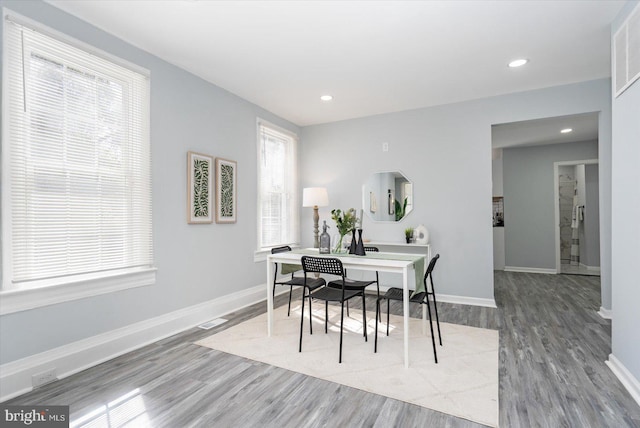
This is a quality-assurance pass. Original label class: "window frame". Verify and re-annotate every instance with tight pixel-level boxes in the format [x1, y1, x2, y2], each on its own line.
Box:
[254, 119, 299, 261]
[0, 10, 155, 315]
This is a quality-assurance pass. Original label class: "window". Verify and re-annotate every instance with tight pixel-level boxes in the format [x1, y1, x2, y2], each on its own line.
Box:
[257, 120, 298, 252]
[1, 12, 154, 312]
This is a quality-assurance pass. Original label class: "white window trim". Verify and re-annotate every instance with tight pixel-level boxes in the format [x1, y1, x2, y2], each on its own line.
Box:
[254, 118, 300, 261]
[1, 9, 155, 313]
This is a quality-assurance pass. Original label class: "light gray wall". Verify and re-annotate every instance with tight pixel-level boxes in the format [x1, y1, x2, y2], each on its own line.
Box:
[583, 164, 600, 267]
[300, 80, 612, 302]
[0, 0, 299, 363]
[576, 164, 587, 264]
[492, 150, 504, 196]
[492, 228, 505, 271]
[502, 141, 598, 270]
[576, 164, 586, 207]
[492, 150, 505, 270]
[611, 0, 640, 390]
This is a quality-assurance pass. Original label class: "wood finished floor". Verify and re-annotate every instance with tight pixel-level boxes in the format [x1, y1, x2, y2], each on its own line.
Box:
[7, 272, 640, 427]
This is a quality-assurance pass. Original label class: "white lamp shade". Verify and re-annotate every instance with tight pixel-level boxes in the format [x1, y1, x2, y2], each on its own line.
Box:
[302, 187, 329, 207]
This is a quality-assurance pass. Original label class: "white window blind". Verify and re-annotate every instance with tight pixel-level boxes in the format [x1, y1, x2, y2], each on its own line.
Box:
[2, 14, 153, 291]
[257, 120, 298, 250]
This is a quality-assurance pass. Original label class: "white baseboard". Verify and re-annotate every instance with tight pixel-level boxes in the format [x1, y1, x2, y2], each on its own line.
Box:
[597, 307, 612, 319]
[0, 283, 281, 402]
[436, 294, 497, 308]
[606, 354, 640, 408]
[580, 263, 601, 273]
[504, 266, 557, 274]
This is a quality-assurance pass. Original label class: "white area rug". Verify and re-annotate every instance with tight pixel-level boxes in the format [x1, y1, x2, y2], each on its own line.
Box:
[196, 303, 498, 427]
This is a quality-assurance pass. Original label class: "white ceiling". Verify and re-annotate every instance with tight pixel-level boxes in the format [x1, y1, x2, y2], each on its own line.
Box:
[45, 0, 624, 127]
[492, 112, 600, 149]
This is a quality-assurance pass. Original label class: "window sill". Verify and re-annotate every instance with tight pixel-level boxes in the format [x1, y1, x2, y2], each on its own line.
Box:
[0, 268, 157, 315]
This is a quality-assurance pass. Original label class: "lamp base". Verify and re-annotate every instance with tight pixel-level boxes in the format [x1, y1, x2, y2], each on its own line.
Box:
[313, 206, 320, 248]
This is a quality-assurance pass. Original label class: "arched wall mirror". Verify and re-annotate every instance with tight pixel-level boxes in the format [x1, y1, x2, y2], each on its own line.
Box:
[362, 171, 413, 222]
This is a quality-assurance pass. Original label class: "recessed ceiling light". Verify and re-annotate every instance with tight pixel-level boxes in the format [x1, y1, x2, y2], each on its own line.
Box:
[508, 59, 528, 68]
[320, 95, 333, 101]
[560, 128, 573, 134]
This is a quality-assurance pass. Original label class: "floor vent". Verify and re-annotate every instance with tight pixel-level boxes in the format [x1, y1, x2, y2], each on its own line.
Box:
[198, 318, 228, 330]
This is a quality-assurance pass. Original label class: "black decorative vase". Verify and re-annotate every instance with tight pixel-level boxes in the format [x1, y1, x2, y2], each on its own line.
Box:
[355, 229, 365, 256]
[348, 229, 357, 254]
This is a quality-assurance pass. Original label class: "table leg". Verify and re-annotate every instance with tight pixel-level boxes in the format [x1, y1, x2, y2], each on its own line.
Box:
[403, 265, 409, 369]
[266, 257, 274, 336]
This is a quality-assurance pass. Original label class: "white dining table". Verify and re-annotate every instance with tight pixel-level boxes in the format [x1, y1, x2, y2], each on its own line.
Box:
[266, 248, 428, 368]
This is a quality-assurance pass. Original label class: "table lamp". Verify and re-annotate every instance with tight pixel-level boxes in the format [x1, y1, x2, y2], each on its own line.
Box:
[302, 187, 329, 248]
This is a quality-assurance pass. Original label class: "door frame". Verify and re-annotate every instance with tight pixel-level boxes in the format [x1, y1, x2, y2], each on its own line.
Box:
[553, 159, 599, 273]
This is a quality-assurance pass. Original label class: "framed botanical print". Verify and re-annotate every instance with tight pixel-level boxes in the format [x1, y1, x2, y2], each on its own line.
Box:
[215, 158, 237, 223]
[187, 151, 214, 224]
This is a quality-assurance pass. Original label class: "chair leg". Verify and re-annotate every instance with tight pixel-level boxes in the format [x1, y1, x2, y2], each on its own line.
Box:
[325, 301, 328, 334]
[299, 289, 306, 353]
[339, 300, 345, 363]
[346, 300, 350, 317]
[431, 295, 442, 346]
[377, 284, 381, 322]
[430, 279, 442, 346]
[362, 293, 367, 342]
[386, 299, 390, 336]
[425, 298, 438, 364]
[308, 289, 313, 335]
[287, 285, 293, 316]
[375, 299, 380, 353]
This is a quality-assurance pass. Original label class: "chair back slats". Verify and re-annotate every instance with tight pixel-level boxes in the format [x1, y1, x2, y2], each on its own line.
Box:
[423, 253, 440, 284]
[301, 256, 344, 276]
[426, 253, 440, 275]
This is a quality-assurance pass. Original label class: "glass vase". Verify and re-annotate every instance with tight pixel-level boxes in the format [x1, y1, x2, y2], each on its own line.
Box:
[333, 233, 347, 253]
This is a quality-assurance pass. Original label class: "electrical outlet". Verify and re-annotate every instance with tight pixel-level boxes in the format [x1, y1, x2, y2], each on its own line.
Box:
[382, 142, 389, 152]
[32, 368, 57, 388]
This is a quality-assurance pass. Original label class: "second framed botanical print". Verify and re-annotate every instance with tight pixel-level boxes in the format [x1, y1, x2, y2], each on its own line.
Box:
[215, 158, 237, 223]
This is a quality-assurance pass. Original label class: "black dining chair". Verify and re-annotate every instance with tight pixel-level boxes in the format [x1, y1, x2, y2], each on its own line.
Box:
[335, 246, 382, 322]
[299, 256, 368, 363]
[375, 254, 442, 363]
[271, 246, 325, 332]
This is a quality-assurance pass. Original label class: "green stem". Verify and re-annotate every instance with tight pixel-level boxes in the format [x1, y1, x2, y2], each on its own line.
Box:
[333, 234, 345, 253]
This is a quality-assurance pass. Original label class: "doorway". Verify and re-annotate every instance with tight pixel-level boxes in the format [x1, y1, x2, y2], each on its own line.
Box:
[491, 112, 600, 274]
[554, 160, 600, 275]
